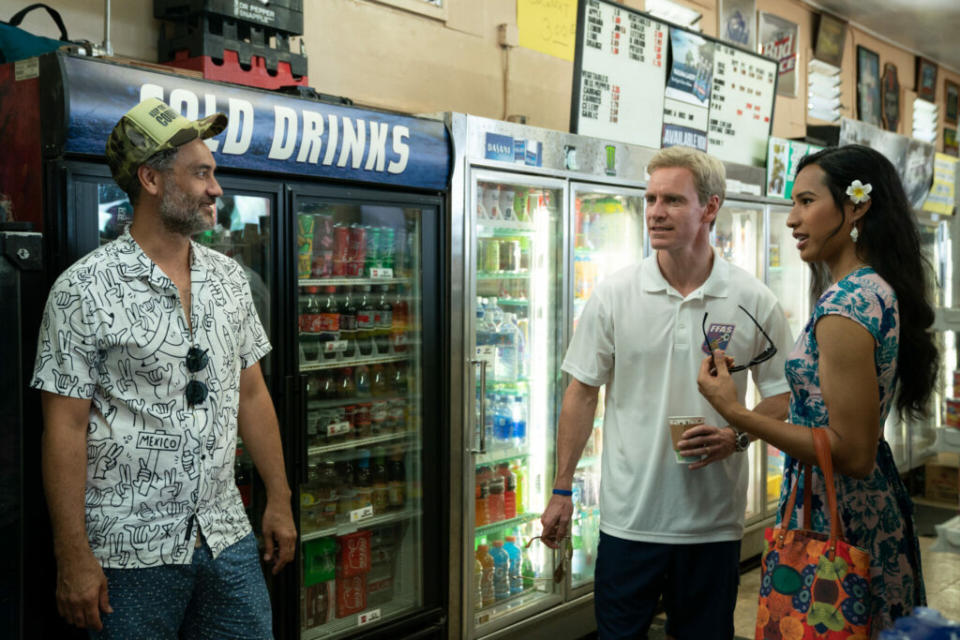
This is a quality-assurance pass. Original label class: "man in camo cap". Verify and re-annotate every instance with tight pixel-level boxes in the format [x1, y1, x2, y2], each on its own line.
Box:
[33, 98, 296, 637]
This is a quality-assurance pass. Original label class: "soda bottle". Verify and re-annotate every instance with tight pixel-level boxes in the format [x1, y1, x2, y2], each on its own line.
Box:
[387, 453, 406, 510]
[391, 287, 408, 353]
[476, 545, 495, 607]
[474, 468, 489, 526]
[354, 365, 371, 397]
[371, 363, 390, 397]
[487, 475, 505, 523]
[474, 556, 484, 611]
[300, 287, 321, 361]
[503, 536, 523, 595]
[371, 448, 389, 514]
[337, 367, 356, 399]
[490, 540, 509, 601]
[356, 286, 376, 356]
[319, 285, 340, 360]
[376, 285, 393, 354]
[391, 362, 408, 395]
[510, 460, 526, 515]
[498, 462, 517, 519]
[521, 542, 535, 591]
[338, 286, 358, 359]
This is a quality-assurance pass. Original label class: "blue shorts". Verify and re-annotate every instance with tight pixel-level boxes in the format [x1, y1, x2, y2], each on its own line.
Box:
[91, 532, 273, 640]
[594, 531, 741, 640]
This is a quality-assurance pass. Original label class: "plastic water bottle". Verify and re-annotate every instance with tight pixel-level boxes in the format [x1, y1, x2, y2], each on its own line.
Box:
[490, 540, 510, 601]
[493, 394, 512, 448]
[484, 392, 495, 445]
[475, 309, 491, 347]
[878, 607, 960, 639]
[495, 321, 517, 381]
[488, 298, 504, 328]
[509, 313, 526, 378]
[503, 536, 523, 595]
[510, 395, 527, 448]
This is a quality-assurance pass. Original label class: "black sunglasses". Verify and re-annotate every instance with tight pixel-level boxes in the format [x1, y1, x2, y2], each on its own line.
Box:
[185, 346, 209, 406]
[701, 305, 777, 373]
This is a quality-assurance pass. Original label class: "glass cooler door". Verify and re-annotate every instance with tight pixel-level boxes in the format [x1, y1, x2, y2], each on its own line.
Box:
[294, 195, 430, 638]
[468, 170, 564, 635]
[712, 200, 765, 523]
[764, 204, 809, 513]
[567, 183, 645, 593]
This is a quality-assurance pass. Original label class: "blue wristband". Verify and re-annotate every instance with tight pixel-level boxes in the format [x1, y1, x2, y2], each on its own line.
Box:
[552, 488, 573, 496]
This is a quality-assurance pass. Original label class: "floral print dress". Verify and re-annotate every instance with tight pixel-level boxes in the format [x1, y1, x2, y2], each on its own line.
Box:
[779, 267, 925, 637]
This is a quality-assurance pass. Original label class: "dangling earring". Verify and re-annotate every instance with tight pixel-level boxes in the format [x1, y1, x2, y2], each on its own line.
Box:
[850, 226, 859, 243]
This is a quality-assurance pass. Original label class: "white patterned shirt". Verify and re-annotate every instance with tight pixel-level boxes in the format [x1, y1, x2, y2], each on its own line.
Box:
[32, 229, 271, 568]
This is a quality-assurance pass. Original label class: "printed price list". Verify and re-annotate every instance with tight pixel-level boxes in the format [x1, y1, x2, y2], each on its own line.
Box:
[575, 0, 667, 147]
[706, 43, 777, 166]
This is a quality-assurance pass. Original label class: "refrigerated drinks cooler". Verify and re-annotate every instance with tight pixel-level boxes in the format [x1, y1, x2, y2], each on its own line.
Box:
[445, 114, 652, 640]
[1, 52, 447, 640]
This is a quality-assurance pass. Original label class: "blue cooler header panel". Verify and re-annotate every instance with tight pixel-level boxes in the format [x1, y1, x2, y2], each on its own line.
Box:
[55, 55, 449, 191]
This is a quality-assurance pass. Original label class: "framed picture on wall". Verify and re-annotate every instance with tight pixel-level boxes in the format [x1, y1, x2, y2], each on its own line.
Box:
[946, 79, 959, 125]
[881, 63, 900, 132]
[946, 127, 959, 157]
[758, 12, 799, 98]
[916, 57, 938, 102]
[719, 0, 756, 49]
[856, 46, 882, 127]
[813, 12, 846, 68]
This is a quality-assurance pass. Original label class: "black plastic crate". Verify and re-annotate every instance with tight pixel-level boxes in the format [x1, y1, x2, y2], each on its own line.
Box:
[159, 14, 307, 77]
[155, 0, 303, 35]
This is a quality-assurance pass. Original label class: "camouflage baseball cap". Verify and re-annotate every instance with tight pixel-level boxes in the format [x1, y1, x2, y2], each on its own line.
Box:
[105, 98, 227, 193]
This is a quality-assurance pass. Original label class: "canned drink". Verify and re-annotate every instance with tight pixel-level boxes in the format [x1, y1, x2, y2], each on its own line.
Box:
[380, 227, 395, 270]
[333, 224, 350, 262]
[365, 226, 381, 275]
[482, 238, 500, 273]
[500, 239, 520, 272]
[347, 224, 366, 277]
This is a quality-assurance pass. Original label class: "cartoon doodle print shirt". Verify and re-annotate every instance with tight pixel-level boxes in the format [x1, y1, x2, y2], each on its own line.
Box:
[32, 229, 271, 568]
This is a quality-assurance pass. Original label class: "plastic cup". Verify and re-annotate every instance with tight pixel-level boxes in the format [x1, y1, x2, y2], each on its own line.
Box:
[668, 416, 707, 464]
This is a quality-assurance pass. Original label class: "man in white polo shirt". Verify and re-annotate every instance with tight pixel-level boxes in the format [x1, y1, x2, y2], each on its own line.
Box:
[540, 146, 791, 639]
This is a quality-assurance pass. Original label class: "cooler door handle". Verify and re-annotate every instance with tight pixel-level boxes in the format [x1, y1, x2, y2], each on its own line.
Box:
[469, 359, 487, 455]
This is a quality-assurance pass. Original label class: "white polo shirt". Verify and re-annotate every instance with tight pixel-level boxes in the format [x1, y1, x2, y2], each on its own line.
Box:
[562, 251, 791, 543]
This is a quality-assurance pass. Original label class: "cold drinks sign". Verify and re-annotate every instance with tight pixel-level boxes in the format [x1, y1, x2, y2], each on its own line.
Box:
[54, 56, 449, 190]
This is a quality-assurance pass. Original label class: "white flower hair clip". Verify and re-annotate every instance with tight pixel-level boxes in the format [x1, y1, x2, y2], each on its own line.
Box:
[846, 180, 872, 204]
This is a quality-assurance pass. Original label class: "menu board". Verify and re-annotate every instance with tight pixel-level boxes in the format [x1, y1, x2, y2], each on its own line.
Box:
[708, 42, 778, 166]
[572, 0, 777, 167]
[571, 0, 667, 147]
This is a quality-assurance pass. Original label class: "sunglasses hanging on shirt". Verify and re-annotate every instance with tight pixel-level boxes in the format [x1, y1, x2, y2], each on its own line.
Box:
[185, 346, 209, 406]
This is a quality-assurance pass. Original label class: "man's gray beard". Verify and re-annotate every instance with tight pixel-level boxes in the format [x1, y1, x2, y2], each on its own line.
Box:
[158, 182, 213, 236]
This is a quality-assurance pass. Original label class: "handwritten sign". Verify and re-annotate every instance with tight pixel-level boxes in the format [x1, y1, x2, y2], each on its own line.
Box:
[518, 0, 578, 61]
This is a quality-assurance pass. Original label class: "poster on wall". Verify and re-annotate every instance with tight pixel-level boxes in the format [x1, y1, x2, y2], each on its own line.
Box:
[812, 12, 846, 68]
[946, 79, 959, 125]
[662, 27, 713, 151]
[881, 63, 900, 132]
[856, 46, 882, 127]
[921, 153, 958, 215]
[946, 128, 959, 157]
[839, 118, 936, 209]
[718, 0, 755, 50]
[916, 57, 938, 102]
[570, 0, 668, 147]
[708, 42, 778, 165]
[766, 137, 823, 199]
[758, 12, 798, 98]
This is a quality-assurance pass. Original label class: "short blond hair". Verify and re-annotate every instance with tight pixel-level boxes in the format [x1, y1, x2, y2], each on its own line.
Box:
[647, 146, 726, 208]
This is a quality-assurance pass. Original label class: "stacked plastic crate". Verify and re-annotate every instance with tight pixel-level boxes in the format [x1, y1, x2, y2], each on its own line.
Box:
[155, 0, 308, 89]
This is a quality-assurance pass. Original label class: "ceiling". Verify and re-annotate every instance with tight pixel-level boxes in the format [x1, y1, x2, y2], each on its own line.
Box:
[803, 0, 960, 74]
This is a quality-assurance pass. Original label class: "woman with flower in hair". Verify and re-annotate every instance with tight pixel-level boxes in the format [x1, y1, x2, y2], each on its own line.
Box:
[694, 144, 936, 636]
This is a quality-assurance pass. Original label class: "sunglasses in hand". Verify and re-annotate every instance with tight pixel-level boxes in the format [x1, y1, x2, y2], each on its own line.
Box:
[701, 305, 777, 373]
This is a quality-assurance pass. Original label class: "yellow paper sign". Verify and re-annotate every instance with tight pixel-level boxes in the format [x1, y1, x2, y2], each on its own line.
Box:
[922, 153, 958, 216]
[518, 0, 578, 62]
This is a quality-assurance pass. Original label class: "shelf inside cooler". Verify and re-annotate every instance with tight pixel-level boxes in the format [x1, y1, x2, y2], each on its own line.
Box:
[497, 298, 529, 306]
[307, 430, 418, 457]
[474, 586, 555, 626]
[307, 395, 412, 411]
[298, 277, 412, 287]
[301, 596, 419, 640]
[301, 354, 411, 372]
[476, 271, 531, 280]
[301, 508, 422, 542]
[474, 512, 540, 536]
[474, 448, 529, 467]
[476, 219, 536, 231]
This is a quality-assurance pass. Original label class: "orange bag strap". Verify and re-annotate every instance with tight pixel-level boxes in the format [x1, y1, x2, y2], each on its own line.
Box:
[811, 428, 842, 557]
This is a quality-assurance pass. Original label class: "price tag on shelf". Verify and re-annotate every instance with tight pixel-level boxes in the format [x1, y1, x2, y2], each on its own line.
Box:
[369, 268, 394, 279]
[349, 505, 374, 523]
[326, 421, 351, 437]
[357, 609, 382, 627]
[475, 345, 495, 369]
[323, 339, 349, 353]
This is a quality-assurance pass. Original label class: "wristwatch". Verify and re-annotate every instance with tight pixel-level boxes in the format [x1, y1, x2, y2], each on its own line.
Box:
[731, 428, 750, 453]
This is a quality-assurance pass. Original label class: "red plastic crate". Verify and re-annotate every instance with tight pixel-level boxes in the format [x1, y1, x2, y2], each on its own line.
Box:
[164, 49, 308, 89]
